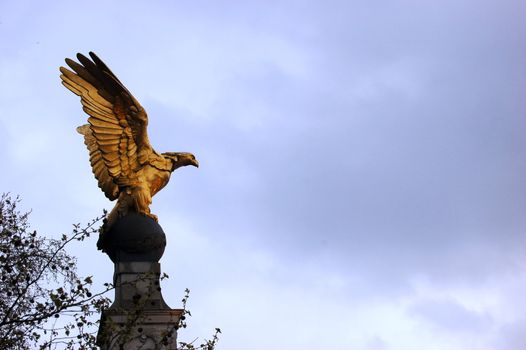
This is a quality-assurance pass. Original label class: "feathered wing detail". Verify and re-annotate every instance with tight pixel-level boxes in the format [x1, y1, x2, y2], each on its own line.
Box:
[77, 124, 119, 200]
[60, 52, 158, 194]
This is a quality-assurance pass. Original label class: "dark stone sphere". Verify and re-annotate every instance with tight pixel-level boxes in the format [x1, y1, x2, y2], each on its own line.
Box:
[97, 213, 166, 263]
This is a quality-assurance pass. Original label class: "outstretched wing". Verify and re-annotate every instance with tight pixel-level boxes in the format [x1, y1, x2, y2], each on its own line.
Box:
[60, 52, 156, 199]
[77, 124, 119, 200]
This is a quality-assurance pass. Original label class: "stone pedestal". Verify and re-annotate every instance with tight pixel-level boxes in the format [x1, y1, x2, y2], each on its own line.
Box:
[97, 214, 183, 350]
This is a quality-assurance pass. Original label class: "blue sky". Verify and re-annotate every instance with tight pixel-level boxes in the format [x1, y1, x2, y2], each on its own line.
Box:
[1, 1, 526, 349]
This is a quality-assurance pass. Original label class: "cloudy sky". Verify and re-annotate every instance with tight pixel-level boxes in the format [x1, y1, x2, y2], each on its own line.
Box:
[1, 0, 526, 349]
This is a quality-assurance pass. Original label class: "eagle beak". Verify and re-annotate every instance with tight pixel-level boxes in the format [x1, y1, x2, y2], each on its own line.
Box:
[191, 159, 199, 168]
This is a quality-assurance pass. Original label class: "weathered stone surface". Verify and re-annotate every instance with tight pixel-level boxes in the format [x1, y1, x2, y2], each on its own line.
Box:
[97, 261, 183, 349]
[98, 308, 183, 349]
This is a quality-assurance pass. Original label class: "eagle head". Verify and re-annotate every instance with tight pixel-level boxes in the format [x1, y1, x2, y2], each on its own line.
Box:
[162, 152, 199, 171]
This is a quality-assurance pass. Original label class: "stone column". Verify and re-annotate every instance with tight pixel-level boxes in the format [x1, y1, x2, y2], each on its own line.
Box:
[96, 214, 183, 350]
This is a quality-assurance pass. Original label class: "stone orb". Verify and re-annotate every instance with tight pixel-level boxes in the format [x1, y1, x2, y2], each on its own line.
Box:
[98, 213, 167, 263]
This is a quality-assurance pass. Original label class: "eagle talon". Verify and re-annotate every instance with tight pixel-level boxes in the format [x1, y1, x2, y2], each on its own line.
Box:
[144, 212, 158, 222]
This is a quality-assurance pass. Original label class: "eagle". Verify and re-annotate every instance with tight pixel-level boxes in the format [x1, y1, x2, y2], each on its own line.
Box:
[59, 52, 198, 232]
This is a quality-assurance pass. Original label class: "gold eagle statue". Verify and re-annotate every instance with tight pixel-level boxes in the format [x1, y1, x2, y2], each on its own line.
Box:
[60, 52, 198, 230]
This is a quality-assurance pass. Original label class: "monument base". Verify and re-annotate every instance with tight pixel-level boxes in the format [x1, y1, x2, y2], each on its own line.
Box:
[97, 262, 183, 350]
[96, 215, 182, 350]
[98, 308, 183, 349]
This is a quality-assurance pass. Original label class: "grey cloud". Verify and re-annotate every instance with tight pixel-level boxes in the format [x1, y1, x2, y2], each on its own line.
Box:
[365, 336, 388, 350]
[143, 13, 526, 292]
[408, 298, 493, 333]
[494, 319, 526, 350]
